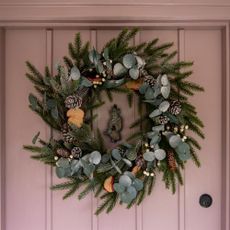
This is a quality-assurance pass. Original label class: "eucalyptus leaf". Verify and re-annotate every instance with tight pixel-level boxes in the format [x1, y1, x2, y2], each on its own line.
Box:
[83, 164, 95, 177]
[139, 83, 149, 94]
[70, 66, 81, 80]
[127, 186, 137, 200]
[56, 158, 70, 168]
[132, 178, 143, 191]
[145, 87, 155, 100]
[135, 56, 145, 68]
[104, 79, 125, 88]
[143, 151, 155, 162]
[161, 86, 170, 98]
[112, 149, 122, 161]
[96, 60, 104, 74]
[153, 87, 161, 98]
[113, 63, 127, 77]
[103, 48, 109, 60]
[70, 159, 82, 173]
[161, 74, 169, 86]
[121, 191, 133, 204]
[150, 134, 161, 145]
[169, 135, 182, 148]
[114, 183, 125, 193]
[129, 67, 139, 80]
[122, 158, 132, 167]
[56, 167, 66, 178]
[124, 171, 135, 180]
[89, 151, 101, 165]
[80, 77, 93, 87]
[152, 125, 165, 132]
[89, 49, 100, 64]
[149, 109, 162, 118]
[159, 101, 170, 112]
[176, 142, 191, 161]
[119, 175, 132, 187]
[123, 54, 136, 69]
[154, 149, 166, 161]
[147, 131, 158, 139]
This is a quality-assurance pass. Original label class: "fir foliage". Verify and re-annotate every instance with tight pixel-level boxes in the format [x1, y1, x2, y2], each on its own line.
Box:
[24, 28, 204, 215]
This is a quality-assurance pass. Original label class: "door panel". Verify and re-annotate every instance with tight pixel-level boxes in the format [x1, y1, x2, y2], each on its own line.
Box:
[184, 29, 222, 230]
[52, 29, 92, 230]
[3, 27, 224, 230]
[5, 29, 47, 230]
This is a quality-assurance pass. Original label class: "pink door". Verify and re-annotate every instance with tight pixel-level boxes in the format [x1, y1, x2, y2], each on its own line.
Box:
[1, 26, 227, 230]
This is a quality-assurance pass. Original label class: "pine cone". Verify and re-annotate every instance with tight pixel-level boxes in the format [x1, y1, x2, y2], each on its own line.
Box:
[158, 115, 169, 125]
[62, 123, 76, 143]
[71, 147, 82, 159]
[56, 148, 70, 158]
[65, 95, 82, 109]
[167, 151, 176, 171]
[144, 75, 156, 88]
[169, 100, 182, 115]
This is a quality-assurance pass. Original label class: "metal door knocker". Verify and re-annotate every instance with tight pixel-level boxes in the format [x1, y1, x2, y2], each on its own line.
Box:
[104, 104, 123, 143]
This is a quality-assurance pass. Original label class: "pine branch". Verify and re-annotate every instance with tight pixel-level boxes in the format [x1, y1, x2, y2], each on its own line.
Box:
[187, 136, 201, 150]
[26, 61, 44, 82]
[190, 147, 201, 167]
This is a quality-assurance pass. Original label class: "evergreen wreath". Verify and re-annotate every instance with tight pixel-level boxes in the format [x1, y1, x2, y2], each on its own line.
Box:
[24, 28, 204, 214]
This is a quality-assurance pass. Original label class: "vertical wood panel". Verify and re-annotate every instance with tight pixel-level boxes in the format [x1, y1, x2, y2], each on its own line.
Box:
[5, 29, 47, 230]
[184, 29, 222, 230]
[90, 29, 99, 230]
[140, 29, 179, 230]
[96, 29, 136, 230]
[178, 29, 186, 230]
[45, 29, 53, 230]
[0, 28, 6, 230]
[52, 29, 92, 230]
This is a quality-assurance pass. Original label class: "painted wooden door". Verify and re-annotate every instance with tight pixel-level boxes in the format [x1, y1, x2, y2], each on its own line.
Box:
[2, 27, 224, 230]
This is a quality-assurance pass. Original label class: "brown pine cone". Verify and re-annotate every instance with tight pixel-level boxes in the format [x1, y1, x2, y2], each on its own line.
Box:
[56, 148, 70, 158]
[64, 95, 82, 109]
[169, 100, 182, 115]
[167, 151, 177, 171]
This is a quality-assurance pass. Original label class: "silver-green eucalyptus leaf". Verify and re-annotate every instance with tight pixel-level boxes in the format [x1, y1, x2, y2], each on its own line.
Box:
[143, 151, 155, 161]
[149, 109, 162, 118]
[154, 149, 166, 161]
[123, 54, 136, 69]
[129, 67, 139, 79]
[119, 175, 132, 187]
[113, 63, 127, 77]
[161, 85, 170, 99]
[159, 100, 170, 112]
[114, 183, 125, 193]
[70, 66, 81, 80]
[169, 135, 182, 148]
[112, 149, 122, 161]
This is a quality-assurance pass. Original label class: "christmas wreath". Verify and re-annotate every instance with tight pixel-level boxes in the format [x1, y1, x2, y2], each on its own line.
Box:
[24, 28, 204, 214]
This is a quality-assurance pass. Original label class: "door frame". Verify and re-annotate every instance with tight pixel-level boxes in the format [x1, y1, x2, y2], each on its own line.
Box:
[0, 7, 229, 229]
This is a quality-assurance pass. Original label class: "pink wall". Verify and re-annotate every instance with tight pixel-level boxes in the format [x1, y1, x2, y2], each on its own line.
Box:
[0, 1, 230, 230]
